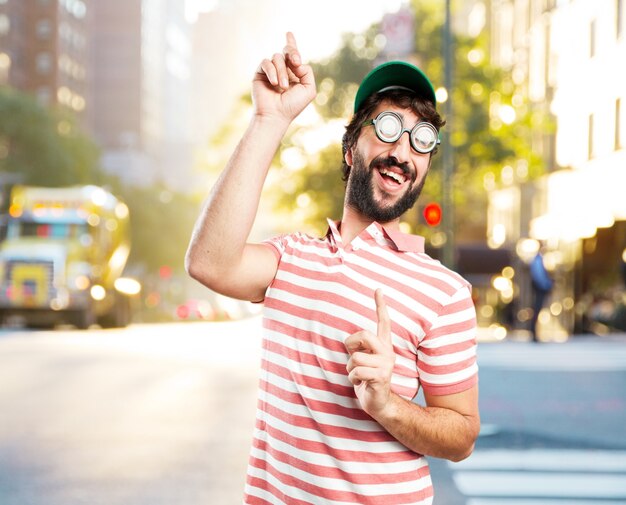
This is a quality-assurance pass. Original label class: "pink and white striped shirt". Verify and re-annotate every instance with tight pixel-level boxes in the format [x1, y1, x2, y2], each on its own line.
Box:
[244, 220, 478, 505]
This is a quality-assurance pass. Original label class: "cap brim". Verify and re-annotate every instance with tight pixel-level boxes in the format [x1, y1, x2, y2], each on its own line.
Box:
[354, 61, 436, 112]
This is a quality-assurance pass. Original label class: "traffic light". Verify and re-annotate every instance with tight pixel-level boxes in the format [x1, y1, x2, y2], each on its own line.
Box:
[423, 202, 442, 226]
[159, 265, 172, 279]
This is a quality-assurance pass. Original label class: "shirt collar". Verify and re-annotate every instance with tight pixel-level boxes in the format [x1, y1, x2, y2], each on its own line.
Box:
[326, 218, 425, 253]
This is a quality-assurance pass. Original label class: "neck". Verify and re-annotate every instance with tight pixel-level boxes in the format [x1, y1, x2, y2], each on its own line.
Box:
[339, 204, 401, 245]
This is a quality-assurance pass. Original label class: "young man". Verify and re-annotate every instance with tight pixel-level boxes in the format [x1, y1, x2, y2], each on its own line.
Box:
[186, 32, 479, 505]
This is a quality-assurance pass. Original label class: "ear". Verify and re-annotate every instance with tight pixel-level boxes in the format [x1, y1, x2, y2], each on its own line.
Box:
[345, 147, 353, 167]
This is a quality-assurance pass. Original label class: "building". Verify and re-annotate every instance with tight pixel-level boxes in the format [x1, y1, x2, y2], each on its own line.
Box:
[91, 0, 193, 189]
[488, 0, 626, 337]
[0, 0, 195, 190]
[0, 0, 91, 123]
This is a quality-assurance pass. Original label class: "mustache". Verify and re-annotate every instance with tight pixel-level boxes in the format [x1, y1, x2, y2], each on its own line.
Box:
[371, 156, 415, 182]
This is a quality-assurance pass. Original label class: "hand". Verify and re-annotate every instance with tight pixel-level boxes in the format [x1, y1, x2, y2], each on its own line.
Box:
[345, 289, 396, 417]
[252, 32, 317, 123]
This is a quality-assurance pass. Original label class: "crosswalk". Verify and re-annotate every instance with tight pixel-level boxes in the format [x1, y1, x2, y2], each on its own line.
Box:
[447, 446, 626, 503]
[477, 339, 626, 371]
[448, 338, 626, 503]
[449, 448, 626, 503]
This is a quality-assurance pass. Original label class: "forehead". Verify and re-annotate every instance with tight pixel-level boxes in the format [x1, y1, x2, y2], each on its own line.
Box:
[371, 101, 420, 123]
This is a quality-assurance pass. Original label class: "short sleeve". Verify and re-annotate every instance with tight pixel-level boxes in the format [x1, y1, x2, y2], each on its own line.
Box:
[262, 234, 288, 262]
[417, 285, 478, 396]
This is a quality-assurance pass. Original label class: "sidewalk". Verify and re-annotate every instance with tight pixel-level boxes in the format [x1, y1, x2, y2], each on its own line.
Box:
[477, 325, 626, 344]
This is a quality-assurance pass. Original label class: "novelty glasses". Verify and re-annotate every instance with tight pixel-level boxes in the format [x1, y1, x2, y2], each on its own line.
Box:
[362, 111, 440, 154]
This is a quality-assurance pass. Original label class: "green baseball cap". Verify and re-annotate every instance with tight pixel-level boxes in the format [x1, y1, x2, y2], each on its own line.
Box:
[353, 60, 436, 113]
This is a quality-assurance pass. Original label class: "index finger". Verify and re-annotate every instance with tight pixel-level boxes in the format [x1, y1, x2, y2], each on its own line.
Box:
[375, 288, 391, 343]
[286, 31, 298, 48]
[283, 31, 301, 65]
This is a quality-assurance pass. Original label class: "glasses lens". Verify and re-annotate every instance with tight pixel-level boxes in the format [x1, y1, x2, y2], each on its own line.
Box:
[375, 112, 402, 143]
[411, 123, 438, 153]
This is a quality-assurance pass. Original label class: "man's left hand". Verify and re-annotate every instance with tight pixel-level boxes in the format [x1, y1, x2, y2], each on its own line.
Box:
[345, 289, 396, 417]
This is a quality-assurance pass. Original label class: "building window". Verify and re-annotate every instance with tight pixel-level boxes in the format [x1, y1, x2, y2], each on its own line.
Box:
[36, 19, 52, 40]
[617, 98, 623, 150]
[590, 19, 596, 58]
[0, 52, 10, 83]
[588, 113, 594, 159]
[35, 52, 53, 74]
[0, 14, 10, 36]
[60, 0, 87, 19]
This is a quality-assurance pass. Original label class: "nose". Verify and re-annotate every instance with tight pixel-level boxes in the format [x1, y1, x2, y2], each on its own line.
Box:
[388, 130, 412, 164]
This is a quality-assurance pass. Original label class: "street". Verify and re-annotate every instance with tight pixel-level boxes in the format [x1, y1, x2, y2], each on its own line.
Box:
[1, 320, 625, 505]
[0, 319, 262, 505]
[429, 338, 626, 504]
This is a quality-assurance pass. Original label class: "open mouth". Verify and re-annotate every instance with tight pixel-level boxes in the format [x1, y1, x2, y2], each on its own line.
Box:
[377, 167, 408, 186]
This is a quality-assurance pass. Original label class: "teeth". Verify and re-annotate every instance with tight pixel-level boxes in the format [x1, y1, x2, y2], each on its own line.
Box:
[379, 168, 406, 184]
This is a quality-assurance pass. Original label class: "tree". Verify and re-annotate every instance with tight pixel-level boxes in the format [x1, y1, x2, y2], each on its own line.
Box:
[0, 87, 100, 188]
[99, 178, 199, 275]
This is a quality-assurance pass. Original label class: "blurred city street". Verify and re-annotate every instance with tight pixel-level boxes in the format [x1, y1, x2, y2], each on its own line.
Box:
[1, 1, 626, 503]
[1, 319, 625, 505]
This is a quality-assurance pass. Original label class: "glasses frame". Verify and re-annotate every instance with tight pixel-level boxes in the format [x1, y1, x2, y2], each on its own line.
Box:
[362, 110, 441, 154]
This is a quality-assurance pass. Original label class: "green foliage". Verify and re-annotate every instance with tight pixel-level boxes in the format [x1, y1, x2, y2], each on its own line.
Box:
[0, 87, 100, 187]
[272, 142, 346, 235]
[104, 178, 200, 275]
[311, 25, 385, 121]
[445, 24, 552, 237]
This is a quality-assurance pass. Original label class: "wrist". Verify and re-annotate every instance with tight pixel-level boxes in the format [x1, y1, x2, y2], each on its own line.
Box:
[241, 114, 292, 153]
[250, 112, 292, 133]
[369, 391, 402, 424]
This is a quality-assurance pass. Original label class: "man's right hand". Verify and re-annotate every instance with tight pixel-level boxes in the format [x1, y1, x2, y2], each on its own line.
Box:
[186, 32, 313, 303]
[253, 32, 316, 123]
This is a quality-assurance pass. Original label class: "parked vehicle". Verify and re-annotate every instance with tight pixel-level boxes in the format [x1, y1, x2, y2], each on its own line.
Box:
[0, 185, 140, 328]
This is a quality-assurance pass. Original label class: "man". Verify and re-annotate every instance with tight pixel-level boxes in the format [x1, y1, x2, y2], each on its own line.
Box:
[529, 247, 553, 342]
[186, 32, 479, 505]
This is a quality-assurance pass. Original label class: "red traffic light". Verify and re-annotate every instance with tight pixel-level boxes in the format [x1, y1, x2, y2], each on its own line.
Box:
[423, 202, 442, 226]
[159, 265, 172, 279]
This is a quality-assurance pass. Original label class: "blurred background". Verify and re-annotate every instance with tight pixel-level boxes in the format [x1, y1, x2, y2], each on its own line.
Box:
[0, 0, 624, 339]
[0, 1, 625, 504]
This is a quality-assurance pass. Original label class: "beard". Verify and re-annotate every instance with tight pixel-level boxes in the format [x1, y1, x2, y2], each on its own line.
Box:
[345, 151, 426, 223]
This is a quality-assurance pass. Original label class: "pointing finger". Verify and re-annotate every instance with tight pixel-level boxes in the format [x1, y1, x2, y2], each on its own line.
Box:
[286, 31, 298, 49]
[375, 288, 391, 344]
[283, 31, 301, 66]
[286, 31, 297, 47]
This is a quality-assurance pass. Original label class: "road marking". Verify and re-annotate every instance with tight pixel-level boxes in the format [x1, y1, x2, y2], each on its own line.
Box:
[467, 499, 621, 505]
[452, 449, 626, 472]
[477, 342, 626, 371]
[453, 471, 626, 499]
[449, 449, 626, 502]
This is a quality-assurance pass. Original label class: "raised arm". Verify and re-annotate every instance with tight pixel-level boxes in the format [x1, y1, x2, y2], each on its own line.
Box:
[185, 33, 316, 302]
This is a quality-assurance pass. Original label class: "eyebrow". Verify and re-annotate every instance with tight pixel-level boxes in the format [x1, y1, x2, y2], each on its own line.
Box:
[382, 110, 423, 125]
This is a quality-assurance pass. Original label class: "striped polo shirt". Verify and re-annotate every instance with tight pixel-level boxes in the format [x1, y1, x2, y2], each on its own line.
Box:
[244, 220, 478, 505]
